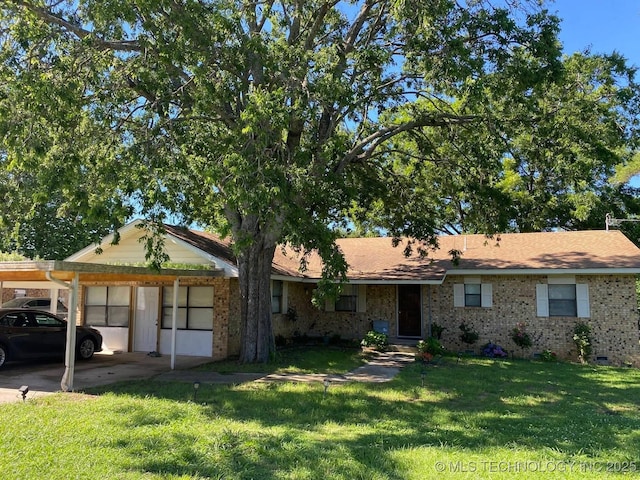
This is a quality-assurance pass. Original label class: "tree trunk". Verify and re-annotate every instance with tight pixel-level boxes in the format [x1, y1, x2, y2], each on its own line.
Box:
[237, 234, 277, 363]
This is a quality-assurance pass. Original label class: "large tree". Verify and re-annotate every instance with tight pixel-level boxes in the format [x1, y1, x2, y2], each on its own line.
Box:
[0, 169, 124, 259]
[0, 0, 562, 362]
[348, 51, 640, 236]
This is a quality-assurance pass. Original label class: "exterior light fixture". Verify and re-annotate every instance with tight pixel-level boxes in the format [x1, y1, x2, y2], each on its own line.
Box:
[193, 380, 201, 402]
[323, 378, 331, 398]
[18, 385, 29, 402]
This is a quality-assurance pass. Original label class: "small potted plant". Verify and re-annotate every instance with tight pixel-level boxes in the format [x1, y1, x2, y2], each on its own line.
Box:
[416, 337, 444, 362]
[361, 330, 388, 352]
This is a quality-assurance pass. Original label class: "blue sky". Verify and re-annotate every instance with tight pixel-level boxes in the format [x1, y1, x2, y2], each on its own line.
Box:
[552, 0, 640, 67]
[552, 1, 640, 189]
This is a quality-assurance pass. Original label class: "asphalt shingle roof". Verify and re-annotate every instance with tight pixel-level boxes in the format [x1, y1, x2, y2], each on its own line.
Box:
[165, 227, 640, 281]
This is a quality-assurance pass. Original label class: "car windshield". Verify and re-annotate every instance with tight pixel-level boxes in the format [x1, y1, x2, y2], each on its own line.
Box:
[1, 298, 29, 308]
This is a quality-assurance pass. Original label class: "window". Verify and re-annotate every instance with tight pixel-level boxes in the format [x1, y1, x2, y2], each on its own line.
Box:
[161, 286, 214, 330]
[464, 284, 481, 307]
[272, 280, 283, 314]
[536, 281, 589, 318]
[85, 286, 131, 327]
[453, 282, 492, 308]
[1, 312, 29, 327]
[549, 284, 577, 317]
[335, 284, 358, 312]
[33, 312, 64, 326]
[325, 284, 367, 313]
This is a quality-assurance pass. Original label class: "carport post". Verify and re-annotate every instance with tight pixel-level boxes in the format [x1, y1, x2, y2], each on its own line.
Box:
[46, 272, 79, 392]
[170, 277, 179, 370]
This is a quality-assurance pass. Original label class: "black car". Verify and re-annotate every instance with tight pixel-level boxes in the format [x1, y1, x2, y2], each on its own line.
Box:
[0, 308, 103, 368]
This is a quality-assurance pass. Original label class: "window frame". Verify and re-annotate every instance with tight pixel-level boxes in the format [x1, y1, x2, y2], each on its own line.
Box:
[536, 280, 590, 318]
[548, 284, 578, 317]
[464, 283, 482, 307]
[454, 282, 493, 308]
[271, 280, 283, 314]
[84, 286, 131, 327]
[335, 284, 358, 312]
[161, 286, 214, 331]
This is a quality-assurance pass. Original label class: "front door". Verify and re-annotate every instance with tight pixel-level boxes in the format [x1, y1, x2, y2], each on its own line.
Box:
[398, 284, 422, 337]
[134, 287, 159, 352]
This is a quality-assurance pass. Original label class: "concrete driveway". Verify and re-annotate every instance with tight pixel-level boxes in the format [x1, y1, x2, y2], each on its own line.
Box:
[0, 351, 212, 403]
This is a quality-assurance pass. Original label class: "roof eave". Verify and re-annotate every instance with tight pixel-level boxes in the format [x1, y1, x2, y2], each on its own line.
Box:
[446, 268, 640, 275]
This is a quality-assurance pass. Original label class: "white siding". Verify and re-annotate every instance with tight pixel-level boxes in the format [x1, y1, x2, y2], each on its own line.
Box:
[74, 229, 210, 265]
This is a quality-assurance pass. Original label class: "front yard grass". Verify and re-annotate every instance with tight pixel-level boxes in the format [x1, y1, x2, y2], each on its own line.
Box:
[1, 356, 640, 479]
[193, 345, 368, 374]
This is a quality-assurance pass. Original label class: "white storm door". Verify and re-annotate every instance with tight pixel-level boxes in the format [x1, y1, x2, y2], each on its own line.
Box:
[134, 287, 159, 352]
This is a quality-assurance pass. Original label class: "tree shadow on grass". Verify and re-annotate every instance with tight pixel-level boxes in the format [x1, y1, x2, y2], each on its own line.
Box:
[84, 358, 640, 479]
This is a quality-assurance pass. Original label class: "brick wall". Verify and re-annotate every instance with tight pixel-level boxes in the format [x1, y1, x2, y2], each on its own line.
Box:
[271, 283, 399, 342]
[1, 288, 68, 304]
[267, 275, 640, 366]
[429, 275, 640, 366]
[226, 278, 242, 356]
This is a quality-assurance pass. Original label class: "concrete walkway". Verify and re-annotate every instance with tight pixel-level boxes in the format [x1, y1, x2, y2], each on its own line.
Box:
[155, 350, 416, 385]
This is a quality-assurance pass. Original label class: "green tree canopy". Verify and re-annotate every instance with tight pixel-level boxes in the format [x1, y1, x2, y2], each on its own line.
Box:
[1, 0, 567, 361]
[349, 51, 640, 237]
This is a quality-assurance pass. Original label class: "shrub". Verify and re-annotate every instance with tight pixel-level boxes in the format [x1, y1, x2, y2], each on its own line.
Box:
[540, 349, 557, 362]
[511, 322, 532, 349]
[482, 342, 508, 358]
[360, 331, 388, 351]
[417, 337, 444, 362]
[430, 323, 445, 339]
[459, 322, 479, 345]
[573, 322, 592, 363]
[286, 307, 298, 322]
[417, 337, 444, 355]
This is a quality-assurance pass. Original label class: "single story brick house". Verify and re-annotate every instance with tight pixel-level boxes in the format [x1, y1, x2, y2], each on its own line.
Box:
[53, 222, 640, 365]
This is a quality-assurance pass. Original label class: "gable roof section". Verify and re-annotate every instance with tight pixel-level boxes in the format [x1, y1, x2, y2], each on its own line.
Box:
[163, 226, 300, 277]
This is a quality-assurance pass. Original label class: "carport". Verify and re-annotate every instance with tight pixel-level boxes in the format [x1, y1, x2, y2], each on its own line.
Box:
[0, 260, 223, 391]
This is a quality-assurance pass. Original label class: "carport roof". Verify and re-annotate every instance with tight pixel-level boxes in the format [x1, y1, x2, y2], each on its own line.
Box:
[0, 260, 224, 287]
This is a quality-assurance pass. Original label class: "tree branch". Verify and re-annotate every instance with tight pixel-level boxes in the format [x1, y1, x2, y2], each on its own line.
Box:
[335, 113, 477, 173]
[9, 0, 142, 52]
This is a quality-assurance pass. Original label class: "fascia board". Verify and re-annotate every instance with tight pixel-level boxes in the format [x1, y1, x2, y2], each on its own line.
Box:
[269, 275, 445, 285]
[445, 268, 640, 276]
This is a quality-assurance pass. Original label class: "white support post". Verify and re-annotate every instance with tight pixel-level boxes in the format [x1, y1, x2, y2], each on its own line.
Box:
[50, 287, 59, 315]
[171, 277, 179, 370]
[46, 272, 78, 392]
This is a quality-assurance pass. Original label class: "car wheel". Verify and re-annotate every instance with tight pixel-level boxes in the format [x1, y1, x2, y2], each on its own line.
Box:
[77, 337, 96, 360]
[0, 344, 6, 368]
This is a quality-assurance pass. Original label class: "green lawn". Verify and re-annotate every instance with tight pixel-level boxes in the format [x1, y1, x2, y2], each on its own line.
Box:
[193, 345, 369, 374]
[1, 355, 640, 479]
